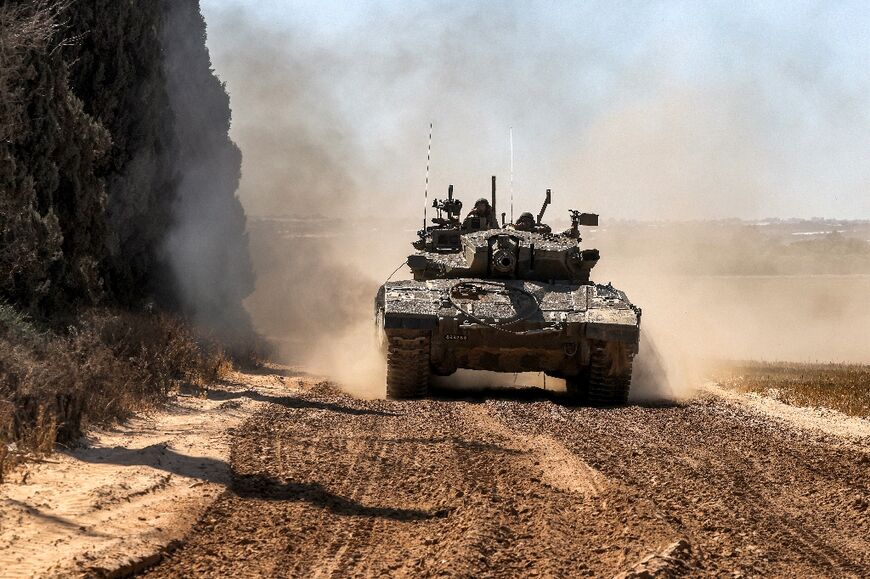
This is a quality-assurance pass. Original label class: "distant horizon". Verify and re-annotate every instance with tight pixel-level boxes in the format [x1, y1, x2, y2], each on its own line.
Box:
[246, 213, 870, 226]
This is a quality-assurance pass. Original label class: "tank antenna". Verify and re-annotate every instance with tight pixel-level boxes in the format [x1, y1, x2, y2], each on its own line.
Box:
[491, 175, 497, 223]
[423, 122, 433, 231]
[509, 126, 514, 224]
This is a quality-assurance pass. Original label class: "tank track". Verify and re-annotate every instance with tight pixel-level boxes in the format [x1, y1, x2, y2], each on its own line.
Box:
[386, 333, 431, 399]
[586, 341, 633, 406]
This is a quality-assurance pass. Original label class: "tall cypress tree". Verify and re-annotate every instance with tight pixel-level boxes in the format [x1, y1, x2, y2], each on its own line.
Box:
[1, 0, 254, 344]
[66, 0, 178, 306]
[0, 1, 109, 311]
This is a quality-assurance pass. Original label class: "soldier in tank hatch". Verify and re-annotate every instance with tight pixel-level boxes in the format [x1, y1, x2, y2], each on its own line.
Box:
[512, 211, 551, 234]
[464, 198, 499, 230]
[513, 212, 536, 231]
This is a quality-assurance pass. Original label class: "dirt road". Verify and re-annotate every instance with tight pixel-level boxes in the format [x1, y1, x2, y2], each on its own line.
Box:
[139, 374, 870, 578]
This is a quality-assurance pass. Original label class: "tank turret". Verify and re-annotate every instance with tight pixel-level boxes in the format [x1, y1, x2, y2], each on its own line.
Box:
[409, 180, 601, 283]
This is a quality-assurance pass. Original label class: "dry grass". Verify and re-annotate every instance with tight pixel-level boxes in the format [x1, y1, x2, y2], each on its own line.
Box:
[715, 361, 870, 419]
[0, 305, 233, 480]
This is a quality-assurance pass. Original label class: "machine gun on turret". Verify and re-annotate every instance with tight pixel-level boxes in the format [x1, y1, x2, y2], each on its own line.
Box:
[430, 184, 463, 227]
[414, 184, 466, 251]
[566, 209, 599, 239]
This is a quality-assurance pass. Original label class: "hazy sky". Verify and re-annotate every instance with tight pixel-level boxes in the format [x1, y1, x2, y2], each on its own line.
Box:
[200, 1, 870, 220]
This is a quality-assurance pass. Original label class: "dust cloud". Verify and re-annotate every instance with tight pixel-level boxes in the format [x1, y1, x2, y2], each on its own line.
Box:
[200, 2, 870, 399]
[594, 224, 870, 401]
[160, 1, 255, 352]
[244, 218, 406, 397]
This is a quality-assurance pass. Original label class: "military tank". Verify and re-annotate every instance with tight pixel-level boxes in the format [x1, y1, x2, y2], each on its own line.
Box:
[374, 176, 641, 404]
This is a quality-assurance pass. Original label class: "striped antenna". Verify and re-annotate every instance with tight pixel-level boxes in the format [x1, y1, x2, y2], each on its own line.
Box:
[509, 126, 514, 224]
[423, 122, 433, 230]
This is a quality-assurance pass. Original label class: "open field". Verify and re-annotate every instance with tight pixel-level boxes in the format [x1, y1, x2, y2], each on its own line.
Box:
[715, 361, 870, 419]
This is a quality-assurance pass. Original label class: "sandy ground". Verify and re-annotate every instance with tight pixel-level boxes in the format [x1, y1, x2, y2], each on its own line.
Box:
[2, 369, 869, 578]
[0, 368, 294, 578]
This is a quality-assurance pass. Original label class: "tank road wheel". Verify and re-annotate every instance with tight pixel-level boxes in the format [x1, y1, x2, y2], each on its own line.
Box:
[587, 341, 633, 406]
[386, 332, 431, 399]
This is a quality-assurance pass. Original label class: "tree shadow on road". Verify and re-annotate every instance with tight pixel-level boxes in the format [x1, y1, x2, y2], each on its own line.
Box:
[206, 388, 400, 417]
[428, 384, 683, 409]
[232, 473, 447, 521]
[70, 442, 231, 485]
[3, 498, 110, 537]
[70, 446, 443, 522]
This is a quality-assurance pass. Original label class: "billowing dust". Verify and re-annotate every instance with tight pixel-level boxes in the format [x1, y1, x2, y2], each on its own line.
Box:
[203, 4, 870, 400]
[245, 218, 870, 401]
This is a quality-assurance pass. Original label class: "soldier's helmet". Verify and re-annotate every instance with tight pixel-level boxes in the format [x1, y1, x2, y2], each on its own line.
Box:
[516, 212, 535, 230]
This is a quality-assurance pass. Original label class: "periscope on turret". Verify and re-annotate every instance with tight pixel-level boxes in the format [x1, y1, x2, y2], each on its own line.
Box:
[374, 176, 641, 404]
